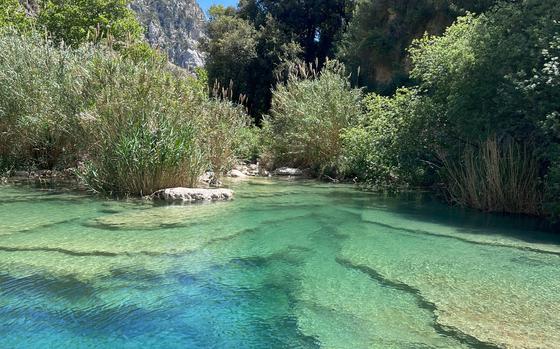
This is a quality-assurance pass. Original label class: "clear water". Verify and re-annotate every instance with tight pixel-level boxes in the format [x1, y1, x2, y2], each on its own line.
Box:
[0, 179, 559, 349]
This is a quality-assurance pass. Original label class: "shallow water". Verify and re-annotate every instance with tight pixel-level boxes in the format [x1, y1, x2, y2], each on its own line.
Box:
[0, 179, 559, 348]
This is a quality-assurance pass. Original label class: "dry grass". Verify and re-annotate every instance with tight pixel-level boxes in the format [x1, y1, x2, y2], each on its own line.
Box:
[439, 136, 542, 215]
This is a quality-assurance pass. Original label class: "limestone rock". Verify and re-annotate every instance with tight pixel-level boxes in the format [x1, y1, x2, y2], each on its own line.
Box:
[131, 0, 206, 69]
[151, 188, 234, 203]
[229, 169, 247, 178]
[274, 167, 303, 176]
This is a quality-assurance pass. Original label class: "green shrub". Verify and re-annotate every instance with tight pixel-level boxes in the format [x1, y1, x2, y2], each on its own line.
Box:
[0, 0, 33, 31]
[233, 126, 262, 163]
[264, 60, 362, 176]
[342, 88, 437, 188]
[405, 1, 559, 217]
[37, 0, 143, 48]
[0, 29, 92, 170]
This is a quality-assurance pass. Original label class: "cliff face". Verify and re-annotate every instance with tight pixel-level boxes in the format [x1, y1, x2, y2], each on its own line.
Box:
[131, 0, 206, 69]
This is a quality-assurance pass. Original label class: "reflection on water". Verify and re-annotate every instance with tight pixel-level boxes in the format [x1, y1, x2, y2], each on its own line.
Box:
[0, 179, 559, 348]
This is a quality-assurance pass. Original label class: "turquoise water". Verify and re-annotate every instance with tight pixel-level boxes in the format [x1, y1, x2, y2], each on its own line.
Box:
[0, 179, 559, 348]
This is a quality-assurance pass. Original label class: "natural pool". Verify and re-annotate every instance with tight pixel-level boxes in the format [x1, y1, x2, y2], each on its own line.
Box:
[0, 179, 559, 349]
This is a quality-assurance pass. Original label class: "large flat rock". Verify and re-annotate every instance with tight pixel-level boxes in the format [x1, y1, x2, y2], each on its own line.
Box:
[151, 188, 234, 203]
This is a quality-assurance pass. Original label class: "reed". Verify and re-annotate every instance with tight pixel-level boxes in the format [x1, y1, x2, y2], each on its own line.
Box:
[439, 136, 542, 215]
[265, 59, 362, 176]
[77, 55, 207, 196]
[0, 29, 91, 170]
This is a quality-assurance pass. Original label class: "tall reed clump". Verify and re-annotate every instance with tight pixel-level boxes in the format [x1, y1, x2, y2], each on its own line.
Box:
[0, 29, 254, 195]
[196, 98, 250, 174]
[439, 136, 543, 215]
[263, 59, 362, 176]
[0, 29, 91, 170]
[78, 55, 208, 196]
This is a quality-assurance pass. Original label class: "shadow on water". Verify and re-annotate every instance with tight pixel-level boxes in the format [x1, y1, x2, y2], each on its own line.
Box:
[349, 190, 559, 243]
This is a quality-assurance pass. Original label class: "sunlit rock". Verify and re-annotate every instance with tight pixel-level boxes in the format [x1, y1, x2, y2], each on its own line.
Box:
[274, 167, 303, 176]
[151, 188, 234, 203]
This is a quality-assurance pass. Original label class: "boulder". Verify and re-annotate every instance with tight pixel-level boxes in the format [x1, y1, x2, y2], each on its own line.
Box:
[151, 188, 234, 203]
[273, 167, 303, 176]
[229, 169, 247, 178]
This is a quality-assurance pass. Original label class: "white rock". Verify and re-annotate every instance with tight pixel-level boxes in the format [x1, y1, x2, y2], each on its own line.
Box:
[274, 167, 303, 176]
[229, 169, 247, 178]
[151, 188, 234, 203]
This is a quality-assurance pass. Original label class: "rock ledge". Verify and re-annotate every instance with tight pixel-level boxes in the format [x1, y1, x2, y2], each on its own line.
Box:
[151, 188, 234, 203]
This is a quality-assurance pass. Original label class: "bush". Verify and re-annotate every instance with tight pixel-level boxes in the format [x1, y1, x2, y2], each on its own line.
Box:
[37, 0, 143, 48]
[0, 29, 92, 170]
[342, 88, 437, 188]
[0, 0, 33, 31]
[264, 60, 362, 176]
[233, 126, 262, 163]
[404, 1, 559, 217]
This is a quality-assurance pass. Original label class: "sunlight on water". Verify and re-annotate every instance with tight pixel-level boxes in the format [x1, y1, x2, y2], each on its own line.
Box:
[0, 179, 559, 348]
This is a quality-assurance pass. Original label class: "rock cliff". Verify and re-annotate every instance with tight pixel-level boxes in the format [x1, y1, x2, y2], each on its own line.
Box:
[131, 0, 206, 69]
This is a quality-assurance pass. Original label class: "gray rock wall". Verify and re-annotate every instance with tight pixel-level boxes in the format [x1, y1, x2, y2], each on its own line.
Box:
[131, 0, 206, 69]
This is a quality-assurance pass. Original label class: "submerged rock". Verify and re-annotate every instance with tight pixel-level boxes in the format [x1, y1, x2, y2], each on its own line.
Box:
[151, 188, 234, 203]
[274, 167, 303, 176]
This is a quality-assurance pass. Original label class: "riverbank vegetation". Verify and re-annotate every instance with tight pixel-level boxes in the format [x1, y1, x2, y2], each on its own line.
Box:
[0, 5, 252, 196]
[203, 0, 559, 223]
[0, 0, 559, 225]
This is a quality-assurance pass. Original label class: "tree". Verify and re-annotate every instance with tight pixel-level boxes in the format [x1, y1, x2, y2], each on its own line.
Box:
[200, 6, 259, 109]
[202, 0, 353, 119]
[407, 0, 560, 218]
[0, 0, 33, 31]
[37, 0, 143, 47]
[239, 0, 352, 63]
[201, 5, 301, 119]
[337, 0, 498, 93]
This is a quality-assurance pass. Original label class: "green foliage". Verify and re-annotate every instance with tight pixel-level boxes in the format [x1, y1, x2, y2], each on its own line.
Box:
[234, 126, 263, 163]
[202, 0, 353, 119]
[238, 0, 353, 62]
[406, 0, 560, 218]
[119, 41, 166, 64]
[337, 0, 497, 93]
[265, 60, 362, 176]
[0, 0, 33, 31]
[200, 7, 259, 103]
[196, 98, 251, 174]
[37, 0, 143, 47]
[201, 6, 302, 118]
[342, 88, 436, 187]
[79, 56, 250, 196]
[409, 2, 560, 142]
[0, 29, 92, 170]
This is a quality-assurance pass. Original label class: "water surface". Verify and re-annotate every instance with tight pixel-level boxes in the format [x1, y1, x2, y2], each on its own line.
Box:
[0, 179, 559, 348]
